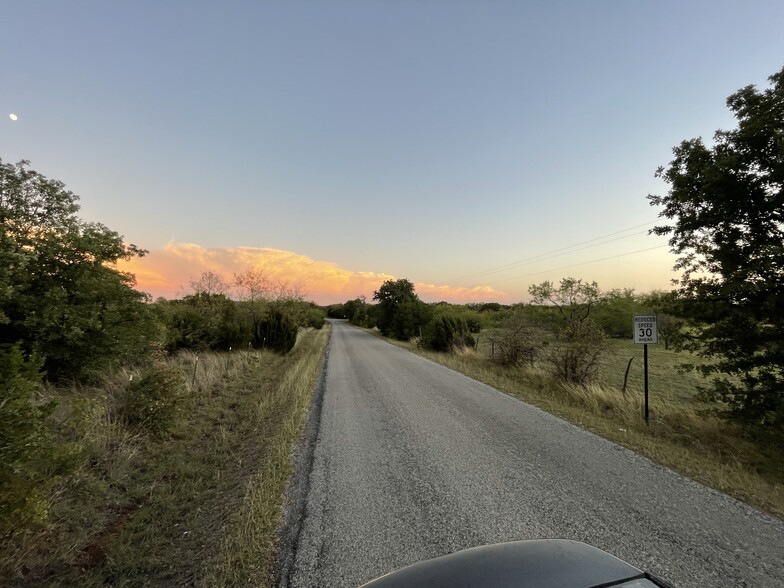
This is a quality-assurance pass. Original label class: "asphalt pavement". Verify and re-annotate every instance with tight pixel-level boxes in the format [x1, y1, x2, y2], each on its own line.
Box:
[278, 320, 784, 587]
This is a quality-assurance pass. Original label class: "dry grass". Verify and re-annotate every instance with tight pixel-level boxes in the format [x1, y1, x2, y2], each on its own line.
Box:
[206, 327, 329, 586]
[376, 330, 784, 520]
[1, 327, 330, 587]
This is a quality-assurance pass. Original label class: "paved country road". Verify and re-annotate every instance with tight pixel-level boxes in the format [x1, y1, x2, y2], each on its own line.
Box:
[278, 320, 784, 588]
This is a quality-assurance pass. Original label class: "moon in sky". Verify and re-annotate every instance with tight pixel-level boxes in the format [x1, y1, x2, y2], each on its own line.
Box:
[9, 113, 17, 121]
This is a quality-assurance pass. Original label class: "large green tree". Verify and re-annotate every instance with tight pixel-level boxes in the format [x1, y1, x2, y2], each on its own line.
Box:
[648, 66, 784, 429]
[373, 279, 431, 340]
[0, 159, 155, 381]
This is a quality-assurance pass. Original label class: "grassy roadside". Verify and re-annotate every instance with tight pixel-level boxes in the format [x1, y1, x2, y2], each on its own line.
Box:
[2, 326, 330, 587]
[370, 329, 784, 520]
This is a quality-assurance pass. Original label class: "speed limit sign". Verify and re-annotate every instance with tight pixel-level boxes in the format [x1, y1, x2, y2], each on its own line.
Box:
[633, 315, 658, 344]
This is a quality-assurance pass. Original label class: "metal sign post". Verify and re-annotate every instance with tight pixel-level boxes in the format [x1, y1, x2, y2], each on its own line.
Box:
[633, 315, 658, 425]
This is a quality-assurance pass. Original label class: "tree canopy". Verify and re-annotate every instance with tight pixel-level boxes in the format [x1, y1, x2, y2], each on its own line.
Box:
[0, 159, 154, 381]
[372, 279, 431, 340]
[648, 66, 784, 429]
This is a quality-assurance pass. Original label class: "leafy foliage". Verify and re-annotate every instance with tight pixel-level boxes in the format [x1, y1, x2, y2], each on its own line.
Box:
[0, 346, 63, 537]
[648, 66, 784, 429]
[593, 288, 647, 339]
[373, 279, 431, 340]
[123, 363, 187, 435]
[256, 309, 298, 353]
[421, 314, 475, 352]
[528, 278, 602, 322]
[304, 308, 326, 329]
[0, 159, 154, 381]
[341, 297, 371, 327]
[638, 291, 686, 351]
[529, 278, 607, 384]
[160, 293, 252, 352]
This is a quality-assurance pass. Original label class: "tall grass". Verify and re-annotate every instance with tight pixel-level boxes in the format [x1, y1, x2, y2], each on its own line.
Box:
[206, 327, 328, 586]
[1, 327, 330, 586]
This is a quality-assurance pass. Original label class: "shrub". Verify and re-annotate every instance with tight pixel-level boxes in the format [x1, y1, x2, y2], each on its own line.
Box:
[544, 319, 607, 384]
[160, 294, 253, 352]
[422, 314, 475, 352]
[256, 309, 298, 353]
[465, 317, 483, 334]
[123, 364, 187, 435]
[488, 314, 539, 367]
[0, 346, 57, 537]
[305, 308, 326, 330]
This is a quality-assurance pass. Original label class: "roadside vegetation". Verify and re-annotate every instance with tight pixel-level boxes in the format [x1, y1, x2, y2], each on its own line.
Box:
[343, 288, 783, 520]
[1, 159, 329, 585]
[2, 63, 782, 583]
[329, 67, 784, 519]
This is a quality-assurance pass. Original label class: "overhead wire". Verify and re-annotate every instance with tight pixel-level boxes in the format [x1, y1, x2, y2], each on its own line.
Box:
[450, 219, 661, 284]
[490, 244, 670, 284]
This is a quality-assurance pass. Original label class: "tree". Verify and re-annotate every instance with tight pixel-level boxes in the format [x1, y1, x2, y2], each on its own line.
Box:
[648, 66, 784, 429]
[256, 308, 298, 353]
[528, 278, 601, 322]
[234, 268, 271, 303]
[529, 278, 606, 384]
[0, 159, 155, 381]
[372, 279, 431, 340]
[592, 288, 645, 339]
[190, 271, 230, 298]
[639, 291, 685, 351]
[160, 293, 251, 351]
[343, 297, 369, 326]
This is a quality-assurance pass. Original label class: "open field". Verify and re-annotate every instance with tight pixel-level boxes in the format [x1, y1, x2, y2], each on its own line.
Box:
[372, 328, 784, 520]
[1, 327, 330, 587]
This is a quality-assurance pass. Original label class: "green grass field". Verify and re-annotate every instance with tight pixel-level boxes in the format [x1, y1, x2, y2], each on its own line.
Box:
[1, 327, 330, 587]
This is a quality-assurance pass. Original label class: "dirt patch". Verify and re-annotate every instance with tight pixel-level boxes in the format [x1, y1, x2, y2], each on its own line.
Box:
[71, 503, 139, 570]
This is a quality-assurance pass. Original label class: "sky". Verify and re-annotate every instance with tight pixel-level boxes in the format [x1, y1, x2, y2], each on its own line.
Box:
[2, 1, 783, 304]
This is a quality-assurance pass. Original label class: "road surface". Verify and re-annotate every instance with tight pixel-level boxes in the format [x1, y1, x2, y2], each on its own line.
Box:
[278, 320, 784, 587]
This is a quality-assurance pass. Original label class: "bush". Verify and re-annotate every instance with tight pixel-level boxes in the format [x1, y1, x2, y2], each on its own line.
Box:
[0, 346, 57, 537]
[255, 309, 298, 353]
[544, 319, 607, 384]
[123, 364, 187, 435]
[422, 314, 475, 352]
[488, 314, 539, 367]
[305, 308, 326, 329]
[160, 294, 253, 352]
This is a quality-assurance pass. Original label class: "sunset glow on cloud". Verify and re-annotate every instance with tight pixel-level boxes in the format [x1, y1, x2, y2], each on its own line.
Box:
[117, 243, 515, 305]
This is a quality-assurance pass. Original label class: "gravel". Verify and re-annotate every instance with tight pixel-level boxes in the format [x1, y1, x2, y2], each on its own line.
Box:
[279, 320, 784, 588]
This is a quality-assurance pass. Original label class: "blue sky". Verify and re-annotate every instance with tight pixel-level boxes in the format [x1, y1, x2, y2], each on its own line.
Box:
[2, 1, 783, 302]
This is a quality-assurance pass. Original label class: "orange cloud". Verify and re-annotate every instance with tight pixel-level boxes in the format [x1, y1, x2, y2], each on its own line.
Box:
[116, 242, 515, 305]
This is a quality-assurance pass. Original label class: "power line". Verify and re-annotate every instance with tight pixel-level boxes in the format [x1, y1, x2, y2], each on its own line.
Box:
[451, 219, 660, 283]
[457, 231, 650, 281]
[490, 244, 669, 284]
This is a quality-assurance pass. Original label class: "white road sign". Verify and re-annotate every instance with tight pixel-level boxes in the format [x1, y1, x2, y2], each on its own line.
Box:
[633, 315, 658, 344]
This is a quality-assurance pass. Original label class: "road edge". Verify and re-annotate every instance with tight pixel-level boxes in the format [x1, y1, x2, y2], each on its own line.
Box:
[274, 326, 331, 588]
